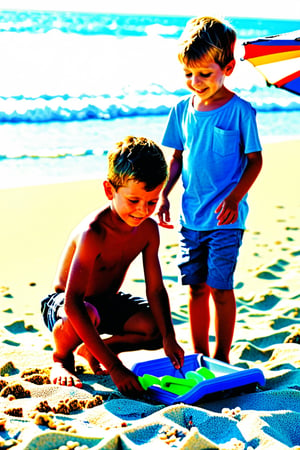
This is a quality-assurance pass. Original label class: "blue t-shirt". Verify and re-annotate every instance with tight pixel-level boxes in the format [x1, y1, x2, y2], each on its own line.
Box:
[162, 94, 262, 231]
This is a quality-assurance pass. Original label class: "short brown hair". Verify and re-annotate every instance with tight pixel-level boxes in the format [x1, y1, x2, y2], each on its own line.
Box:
[107, 136, 168, 191]
[178, 16, 236, 68]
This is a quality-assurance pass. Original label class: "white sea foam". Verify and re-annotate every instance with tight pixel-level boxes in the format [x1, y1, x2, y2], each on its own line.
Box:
[0, 11, 298, 186]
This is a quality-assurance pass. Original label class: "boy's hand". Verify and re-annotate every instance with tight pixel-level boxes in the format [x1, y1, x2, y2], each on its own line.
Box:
[163, 335, 185, 369]
[215, 197, 239, 225]
[110, 364, 144, 396]
[157, 198, 174, 229]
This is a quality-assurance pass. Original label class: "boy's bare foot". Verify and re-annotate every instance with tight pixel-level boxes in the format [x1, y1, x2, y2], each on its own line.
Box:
[51, 362, 83, 388]
[76, 343, 108, 376]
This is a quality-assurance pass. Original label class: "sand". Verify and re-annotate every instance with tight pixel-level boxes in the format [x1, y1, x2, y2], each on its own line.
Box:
[0, 139, 299, 449]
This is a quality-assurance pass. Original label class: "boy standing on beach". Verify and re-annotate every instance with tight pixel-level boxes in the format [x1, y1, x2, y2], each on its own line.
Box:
[158, 17, 262, 363]
[41, 136, 184, 395]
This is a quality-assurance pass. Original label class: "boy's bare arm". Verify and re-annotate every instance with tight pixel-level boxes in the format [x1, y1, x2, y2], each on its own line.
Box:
[64, 232, 143, 394]
[143, 220, 184, 368]
[216, 151, 263, 225]
[53, 212, 100, 292]
[158, 149, 183, 228]
[53, 236, 77, 292]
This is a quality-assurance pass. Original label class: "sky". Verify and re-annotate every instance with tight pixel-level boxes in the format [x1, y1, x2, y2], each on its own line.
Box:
[1, 0, 300, 19]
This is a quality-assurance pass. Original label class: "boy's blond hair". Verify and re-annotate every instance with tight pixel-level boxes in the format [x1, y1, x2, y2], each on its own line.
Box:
[178, 16, 236, 68]
[107, 136, 168, 191]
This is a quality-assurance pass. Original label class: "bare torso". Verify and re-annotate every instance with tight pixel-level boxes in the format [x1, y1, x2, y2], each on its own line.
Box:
[54, 206, 155, 304]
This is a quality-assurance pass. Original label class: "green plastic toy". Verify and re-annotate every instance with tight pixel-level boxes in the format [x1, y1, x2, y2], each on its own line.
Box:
[196, 367, 216, 379]
[138, 374, 196, 395]
[138, 374, 161, 390]
[138, 367, 215, 396]
[160, 375, 197, 395]
[185, 371, 205, 383]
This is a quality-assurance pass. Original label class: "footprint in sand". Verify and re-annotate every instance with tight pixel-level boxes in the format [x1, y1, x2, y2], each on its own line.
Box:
[43, 344, 53, 351]
[251, 330, 291, 347]
[256, 271, 281, 280]
[2, 339, 20, 347]
[235, 342, 273, 363]
[236, 306, 251, 315]
[256, 259, 290, 279]
[270, 317, 300, 330]
[267, 259, 290, 272]
[4, 320, 38, 334]
[251, 292, 282, 310]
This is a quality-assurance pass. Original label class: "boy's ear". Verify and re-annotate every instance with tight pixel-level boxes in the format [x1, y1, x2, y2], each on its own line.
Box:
[224, 59, 236, 76]
[103, 180, 115, 200]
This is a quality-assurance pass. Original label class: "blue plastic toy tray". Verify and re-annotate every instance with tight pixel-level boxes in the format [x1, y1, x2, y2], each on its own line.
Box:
[132, 353, 266, 405]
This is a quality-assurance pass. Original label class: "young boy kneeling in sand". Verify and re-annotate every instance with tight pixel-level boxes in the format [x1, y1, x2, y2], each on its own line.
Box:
[41, 136, 184, 396]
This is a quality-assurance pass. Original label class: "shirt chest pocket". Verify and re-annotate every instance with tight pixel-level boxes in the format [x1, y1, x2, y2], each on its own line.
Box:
[213, 127, 239, 157]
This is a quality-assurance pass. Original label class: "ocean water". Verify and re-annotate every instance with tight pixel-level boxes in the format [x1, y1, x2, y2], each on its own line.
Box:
[0, 10, 299, 188]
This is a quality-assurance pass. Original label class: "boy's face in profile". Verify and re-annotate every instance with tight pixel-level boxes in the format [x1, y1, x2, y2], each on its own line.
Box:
[182, 58, 235, 105]
[104, 179, 164, 227]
